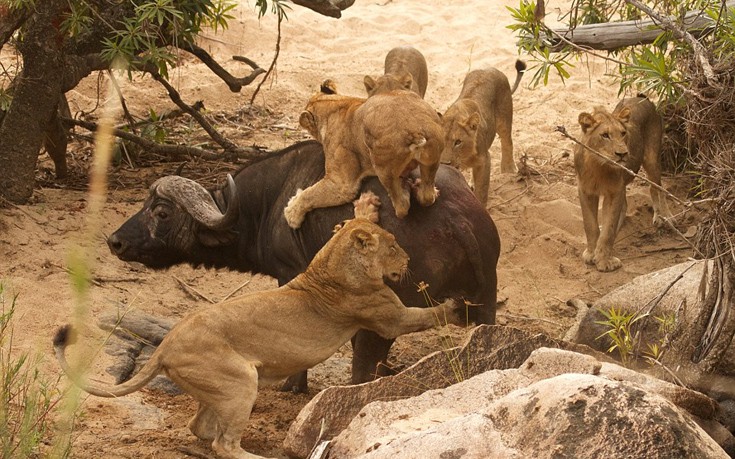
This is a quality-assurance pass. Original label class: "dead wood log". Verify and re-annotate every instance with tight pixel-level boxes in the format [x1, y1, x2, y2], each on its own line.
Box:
[550, 1, 735, 51]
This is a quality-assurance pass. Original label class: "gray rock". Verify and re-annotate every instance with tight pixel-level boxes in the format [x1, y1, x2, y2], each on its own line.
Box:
[326, 349, 731, 459]
[284, 326, 609, 458]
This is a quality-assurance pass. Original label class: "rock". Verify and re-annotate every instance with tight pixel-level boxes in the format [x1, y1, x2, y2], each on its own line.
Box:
[326, 348, 731, 459]
[284, 326, 610, 458]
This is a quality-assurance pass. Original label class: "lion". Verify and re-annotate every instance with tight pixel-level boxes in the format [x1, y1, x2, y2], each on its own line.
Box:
[575, 96, 673, 272]
[363, 45, 429, 98]
[54, 191, 463, 459]
[284, 81, 444, 229]
[440, 60, 526, 204]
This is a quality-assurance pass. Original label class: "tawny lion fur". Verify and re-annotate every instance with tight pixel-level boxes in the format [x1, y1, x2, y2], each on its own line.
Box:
[574, 96, 672, 272]
[440, 60, 526, 204]
[285, 81, 444, 228]
[55, 192, 462, 459]
[363, 45, 429, 98]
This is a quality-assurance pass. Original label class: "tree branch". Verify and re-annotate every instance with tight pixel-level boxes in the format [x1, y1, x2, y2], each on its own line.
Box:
[551, 0, 734, 53]
[62, 117, 266, 161]
[625, 0, 719, 88]
[145, 67, 248, 156]
[180, 42, 265, 92]
[0, 5, 30, 50]
[290, 0, 356, 18]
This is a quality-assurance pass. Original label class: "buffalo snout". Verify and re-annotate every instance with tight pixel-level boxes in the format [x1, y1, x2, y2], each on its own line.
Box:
[107, 232, 128, 257]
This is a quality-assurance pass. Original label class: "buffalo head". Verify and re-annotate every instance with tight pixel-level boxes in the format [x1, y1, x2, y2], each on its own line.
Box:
[107, 174, 239, 269]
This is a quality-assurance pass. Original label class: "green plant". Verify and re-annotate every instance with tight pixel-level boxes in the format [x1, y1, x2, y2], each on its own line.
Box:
[0, 284, 70, 458]
[595, 306, 648, 366]
[595, 306, 678, 367]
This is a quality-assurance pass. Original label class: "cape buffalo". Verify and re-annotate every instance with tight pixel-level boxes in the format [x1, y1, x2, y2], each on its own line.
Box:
[108, 140, 500, 390]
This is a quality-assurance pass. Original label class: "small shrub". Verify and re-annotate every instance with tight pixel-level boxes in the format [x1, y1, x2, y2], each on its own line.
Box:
[0, 283, 71, 458]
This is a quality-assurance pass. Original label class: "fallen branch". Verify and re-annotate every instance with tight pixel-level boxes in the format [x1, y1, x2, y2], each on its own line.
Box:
[173, 275, 215, 304]
[62, 117, 265, 161]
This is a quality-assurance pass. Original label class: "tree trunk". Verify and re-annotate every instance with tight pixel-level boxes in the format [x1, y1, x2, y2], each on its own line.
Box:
[0, 1, 66, 204]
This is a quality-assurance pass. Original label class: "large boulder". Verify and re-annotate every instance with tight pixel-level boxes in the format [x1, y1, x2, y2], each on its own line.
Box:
[568, 259, 735, 409]
[326, 348, 732, 459]
[283, 326, 605, 458]
[286, 326, 734, 458]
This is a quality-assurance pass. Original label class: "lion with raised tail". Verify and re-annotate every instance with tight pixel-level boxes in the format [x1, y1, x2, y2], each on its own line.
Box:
[440, 60, 526, 205]
[55, 191, 463, 459]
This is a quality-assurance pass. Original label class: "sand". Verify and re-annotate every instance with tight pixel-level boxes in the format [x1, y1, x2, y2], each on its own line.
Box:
[0, 0, 696, 457]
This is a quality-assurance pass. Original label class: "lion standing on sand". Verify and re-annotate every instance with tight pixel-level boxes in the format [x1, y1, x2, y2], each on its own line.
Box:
[574, 96, 673, 272]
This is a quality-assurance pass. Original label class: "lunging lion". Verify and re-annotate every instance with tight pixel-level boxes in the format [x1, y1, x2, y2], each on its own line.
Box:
[284, 81, 444, 228]
[440, 60, 526, 204]
[55, 192, 463, 459]
[363, 45, 429, 98]
[575, 96, 673, 272]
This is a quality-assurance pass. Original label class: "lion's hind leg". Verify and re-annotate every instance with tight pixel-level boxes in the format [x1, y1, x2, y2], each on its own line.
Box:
[170, 358, 261, 459]
[188, 403, 217, 441]
[641, 146, 673, 227]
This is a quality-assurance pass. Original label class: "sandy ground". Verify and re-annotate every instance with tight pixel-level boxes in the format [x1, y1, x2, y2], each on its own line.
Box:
[0, 0, 701, 457]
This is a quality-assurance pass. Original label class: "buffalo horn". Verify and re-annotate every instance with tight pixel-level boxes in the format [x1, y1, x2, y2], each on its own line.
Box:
[152, 174, 239, 231]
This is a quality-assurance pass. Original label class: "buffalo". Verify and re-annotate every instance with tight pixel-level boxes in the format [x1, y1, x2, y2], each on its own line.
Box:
[108, 140, 500, 391]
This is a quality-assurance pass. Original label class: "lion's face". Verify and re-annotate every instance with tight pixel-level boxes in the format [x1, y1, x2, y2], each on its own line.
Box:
[578, 107, 631, 165]
[333, 219, 409, 284]
[440, 100, 481, 168]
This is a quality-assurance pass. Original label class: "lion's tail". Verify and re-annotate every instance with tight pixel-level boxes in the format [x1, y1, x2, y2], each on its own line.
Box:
[510, 59, 527, 95]
[53, 325, 163, 398]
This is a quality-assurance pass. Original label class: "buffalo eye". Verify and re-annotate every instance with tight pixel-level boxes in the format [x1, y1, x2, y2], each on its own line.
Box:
[153, 205, 170, 221]
[454, 139, 462, 148]
[601, 132, 610, 140]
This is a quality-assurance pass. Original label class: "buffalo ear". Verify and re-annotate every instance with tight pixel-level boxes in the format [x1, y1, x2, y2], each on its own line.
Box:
[364, 75, 377, 94]
[197, 228, 237, 248]
[351, 227, 378, 251]
[578, 112, 597, 133]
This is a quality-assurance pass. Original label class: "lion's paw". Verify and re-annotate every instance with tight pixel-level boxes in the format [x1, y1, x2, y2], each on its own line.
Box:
[582, 249, 596, 265]
[595, 256, 622, 272]
[353, 191, 382, 223]
[284, 189, 306, 229]
[437, 298, 466, 327]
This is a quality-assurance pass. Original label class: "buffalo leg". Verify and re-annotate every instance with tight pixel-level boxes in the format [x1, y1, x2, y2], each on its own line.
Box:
[351, 329, 395, 384]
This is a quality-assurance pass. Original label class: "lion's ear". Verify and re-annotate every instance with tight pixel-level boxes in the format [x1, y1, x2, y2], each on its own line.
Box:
[299, 111, 317, 134]
[364, 75, 376, 93]
[578, 112, 597, 133]
[351, 227, 378, 251]
[320, 79, 337, 95]
[399, 73, 413, 91]
[616, 107, 631, 124]
[467, 112, 481, 131]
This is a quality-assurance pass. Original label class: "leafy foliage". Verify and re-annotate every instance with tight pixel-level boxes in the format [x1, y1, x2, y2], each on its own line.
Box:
[507, 0, 735, 104]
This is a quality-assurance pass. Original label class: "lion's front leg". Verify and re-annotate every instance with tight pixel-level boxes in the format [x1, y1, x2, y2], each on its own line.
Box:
[578, 187, 600, 266]
[471, 151, 491, 205]
[284, 176, 362, 229]
[415, 160, 440, 207]
[594, 191, 626, 272]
